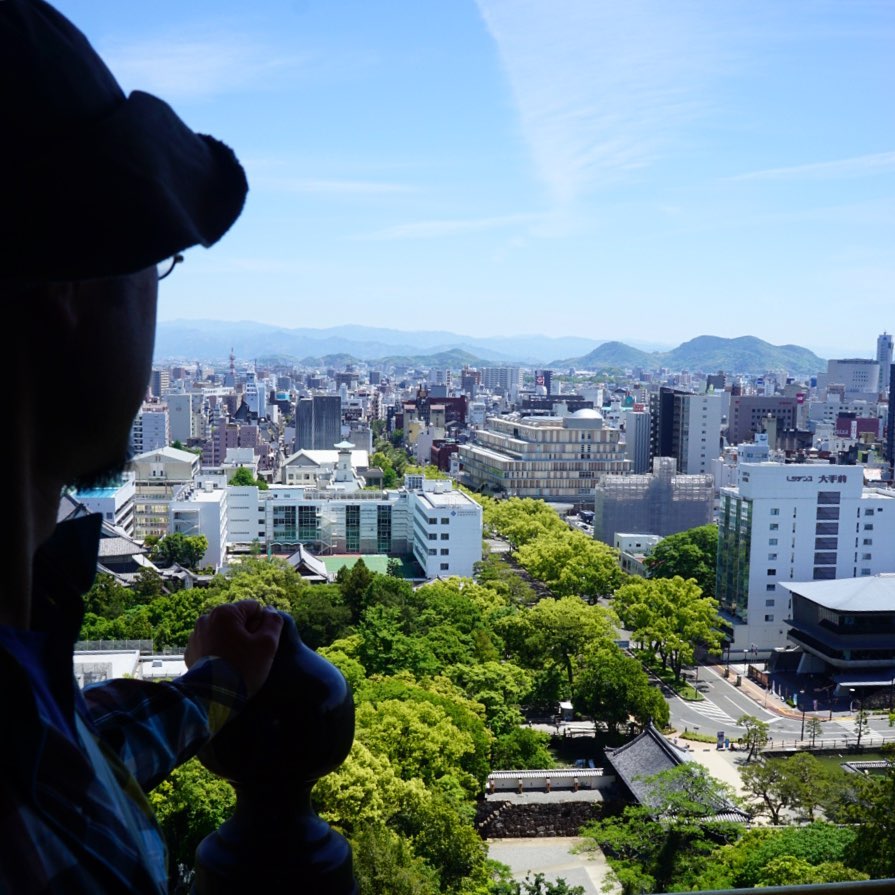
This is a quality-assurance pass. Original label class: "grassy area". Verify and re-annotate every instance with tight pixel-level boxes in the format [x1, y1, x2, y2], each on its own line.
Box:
[677, 729, 718, 744]
[637, 655, 705, 701]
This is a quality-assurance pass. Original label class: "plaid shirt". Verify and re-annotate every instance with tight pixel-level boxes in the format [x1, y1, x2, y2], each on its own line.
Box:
[0, 516, 246, 894]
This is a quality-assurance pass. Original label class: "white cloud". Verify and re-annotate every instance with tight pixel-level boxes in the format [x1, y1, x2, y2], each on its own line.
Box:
[731, 151, 895, 181]
[476, 0, 722, 204]
[101, 32, 305, 100]
[367, 213, 539, 240]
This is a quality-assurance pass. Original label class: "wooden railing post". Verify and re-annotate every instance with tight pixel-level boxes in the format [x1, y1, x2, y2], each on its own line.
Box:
[193, 612, 357, 894]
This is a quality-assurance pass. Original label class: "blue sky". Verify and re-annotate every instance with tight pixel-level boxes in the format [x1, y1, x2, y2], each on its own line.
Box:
[57, 0, 893, 356]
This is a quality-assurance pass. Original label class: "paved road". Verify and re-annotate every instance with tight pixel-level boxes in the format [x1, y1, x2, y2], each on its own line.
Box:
[668, 663, 895, 746]
[488, 837, 618, 895]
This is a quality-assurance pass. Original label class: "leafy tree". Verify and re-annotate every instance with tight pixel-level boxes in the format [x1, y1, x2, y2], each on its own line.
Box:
[355, 697, 479, 795]
[152, 532, 209, 570]
[446, 660, 533, 738]
[350, 824, 440, 895]
[203, 556, 306, 614]
[147, 587, 209, 649]
[491, 727, 555, 770]
[370, 451, 398, 488]
[613, 577, 723, 680]
[82, 572, 131, 619]
[227, 466, 268, 489]
[643, 524, 718, 597]
[386, 557, 403, 577]
[391, 783, 490, 893]
[130, 566, 168, 604]
[514, 530, 622, 599]
[474, 553, 537, 606]
[483, 497, 569, 548]
[739, 758, 792, 824]
[843, 747, 895, 879]
[573, 643, 669, 734]
[356, 676, 492, 790]
[499, 597, 617, 690]
[313, 741, 406, 835]
[336, 558, 375, 623]
[757, 856, 867, 886]
[854, 708, 870, 748]
[290, 583, 352, 650]
[738, 714, 770, 762]
[805, 715, 824, 747]
[696, 823, 859, 890]
[148, 758, 236, 886]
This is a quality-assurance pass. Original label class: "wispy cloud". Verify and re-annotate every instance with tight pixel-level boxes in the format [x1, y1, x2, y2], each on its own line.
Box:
[255, 178, 413, 196]
[476, 0, 722, 205]
[367, 213, 539, 240]
[731, 151, 895, 182]
[101, 31, 305, 100]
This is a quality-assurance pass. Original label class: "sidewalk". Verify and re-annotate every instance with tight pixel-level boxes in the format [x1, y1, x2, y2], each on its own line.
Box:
[680, 741, 749, 797]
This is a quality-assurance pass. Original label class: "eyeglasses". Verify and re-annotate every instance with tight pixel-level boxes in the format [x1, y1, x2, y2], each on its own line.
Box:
[157, 254, 184, 281]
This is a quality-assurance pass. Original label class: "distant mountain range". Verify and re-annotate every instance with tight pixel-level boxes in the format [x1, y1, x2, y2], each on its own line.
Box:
[154, 321, 827, 376]
[553, 335, 825, 377]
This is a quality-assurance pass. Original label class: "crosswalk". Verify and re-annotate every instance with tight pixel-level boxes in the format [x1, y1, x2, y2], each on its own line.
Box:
[683, 698, 738, 726]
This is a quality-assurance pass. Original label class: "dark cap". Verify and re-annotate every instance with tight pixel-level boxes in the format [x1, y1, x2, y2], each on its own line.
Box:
[1, 0, 248, 281]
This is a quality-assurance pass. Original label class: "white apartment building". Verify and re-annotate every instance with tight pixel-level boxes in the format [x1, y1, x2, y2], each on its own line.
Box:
[410, 480, 483, 578]
[130, 404, 170, 454]
[717, 462, 895, 651]
[679, 393, 723, 475]
[166, 392, 206, 444]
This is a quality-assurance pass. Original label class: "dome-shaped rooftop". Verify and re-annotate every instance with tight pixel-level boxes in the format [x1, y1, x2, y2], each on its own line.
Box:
[571, 407, 602, 419]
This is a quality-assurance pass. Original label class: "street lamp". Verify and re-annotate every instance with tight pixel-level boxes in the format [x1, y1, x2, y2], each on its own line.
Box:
[799, 689, 806, 742]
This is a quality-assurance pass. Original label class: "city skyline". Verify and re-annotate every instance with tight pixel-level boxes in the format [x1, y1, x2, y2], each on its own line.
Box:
[58, 0, 894, 355]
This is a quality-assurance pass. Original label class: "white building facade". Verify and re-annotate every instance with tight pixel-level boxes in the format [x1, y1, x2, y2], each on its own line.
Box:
[717, 462, 895, 651]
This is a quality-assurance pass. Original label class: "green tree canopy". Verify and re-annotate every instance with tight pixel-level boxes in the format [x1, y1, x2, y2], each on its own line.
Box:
[643, 524, 718, 597]
[613, 576, 723, 680]
[573, 642, 669, 733]
[227, 466, 268, 489]
[151, 532, 209, 570]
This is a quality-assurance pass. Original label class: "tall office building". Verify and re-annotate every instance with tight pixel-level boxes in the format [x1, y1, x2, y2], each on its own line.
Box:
[481, 366, 523, 398]
[130, 404, 169, 454]
[877, 332, 893, 396]
[650, 387, 723, 474]
[149, 368, 170, 399]
[888, 363, 895, 480]
[623, 409, 651, 473]
[295, 395, 342, 451]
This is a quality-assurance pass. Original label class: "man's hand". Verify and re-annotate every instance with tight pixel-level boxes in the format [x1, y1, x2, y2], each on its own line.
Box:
[185, 600, 284, 698]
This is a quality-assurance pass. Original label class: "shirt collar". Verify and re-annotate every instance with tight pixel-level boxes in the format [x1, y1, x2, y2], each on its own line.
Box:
[31, 513, 102, 640]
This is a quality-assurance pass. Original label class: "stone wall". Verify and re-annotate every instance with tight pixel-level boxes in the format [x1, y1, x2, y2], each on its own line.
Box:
[476, 800, 619, 838]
